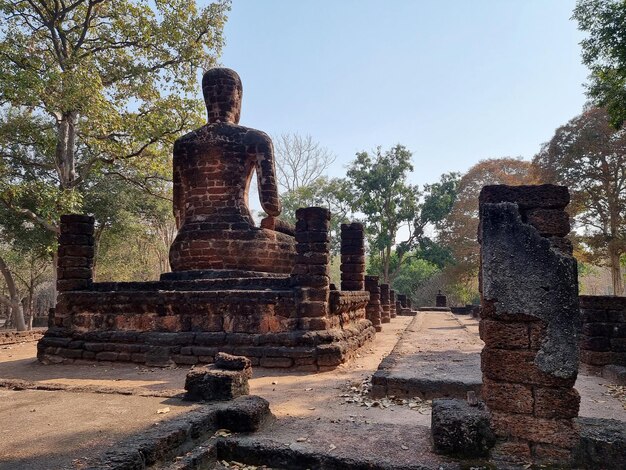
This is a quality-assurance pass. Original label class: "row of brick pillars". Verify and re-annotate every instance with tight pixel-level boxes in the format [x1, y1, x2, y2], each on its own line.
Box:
[339, 221, 407, 331]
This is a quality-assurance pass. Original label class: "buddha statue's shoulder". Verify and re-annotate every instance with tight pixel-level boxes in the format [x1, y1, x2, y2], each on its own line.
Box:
[174, 123, 249, 150]
[242, 128, 272, 151]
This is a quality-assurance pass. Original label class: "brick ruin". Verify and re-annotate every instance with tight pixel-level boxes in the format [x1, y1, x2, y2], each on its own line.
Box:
[365, 275, 382, 332]
[478, 184, 580, 465]
[579, 295, 626, 371]
[389, 289, 397, 318]
[38, 68, 379, 370]
[380, 283, 391, 323]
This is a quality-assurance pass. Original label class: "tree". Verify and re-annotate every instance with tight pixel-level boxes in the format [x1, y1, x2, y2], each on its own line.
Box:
[0, 0, 230, 235]
[346, 145, 418, 284]
[439, 158, 536, 284]
[573, 0, 626, 128]
[273, 133, 336, 193]
[346, 146, 456, 284]
[0, 202, 55, 330]
[533, 107, 626, 295]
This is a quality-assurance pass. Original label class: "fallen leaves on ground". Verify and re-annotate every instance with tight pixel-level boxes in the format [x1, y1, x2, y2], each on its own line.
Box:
[219, 460, 274, 469]
[605, 384, 626, 410]
[156, 407, 170, 414]
[339, 377, 431, 413]
[212, 429, 232, 438]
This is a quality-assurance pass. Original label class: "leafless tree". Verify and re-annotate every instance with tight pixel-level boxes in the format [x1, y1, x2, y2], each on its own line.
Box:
[273, 133, 336, 193]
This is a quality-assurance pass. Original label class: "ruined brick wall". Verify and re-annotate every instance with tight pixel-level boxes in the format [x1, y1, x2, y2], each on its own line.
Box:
[389, 290, 397, 318]
[365, 276, 382, 332]
[340, 223, 365, 291]
[479, 185, 580, 466]
[579, 295, 626, 368]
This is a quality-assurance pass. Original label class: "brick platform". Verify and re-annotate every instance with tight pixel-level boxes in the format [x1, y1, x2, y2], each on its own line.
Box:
[40, 211, 374, 370]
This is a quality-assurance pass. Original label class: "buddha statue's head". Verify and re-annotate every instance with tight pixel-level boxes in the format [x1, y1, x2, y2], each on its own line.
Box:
[202, 68, 242, 124]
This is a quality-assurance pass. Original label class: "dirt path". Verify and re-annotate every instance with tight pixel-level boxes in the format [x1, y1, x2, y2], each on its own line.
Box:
[370, 311, 483, 399]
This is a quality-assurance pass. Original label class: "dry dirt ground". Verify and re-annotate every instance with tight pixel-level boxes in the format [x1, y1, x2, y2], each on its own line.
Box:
[0, 312, 624, 469]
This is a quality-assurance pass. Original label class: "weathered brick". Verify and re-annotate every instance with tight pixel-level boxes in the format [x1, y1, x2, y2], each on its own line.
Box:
[534, 387, 580, 419]
[491, 411, 578, 447]
[482, 378, 533, 414]
[480, 320, 529, 349]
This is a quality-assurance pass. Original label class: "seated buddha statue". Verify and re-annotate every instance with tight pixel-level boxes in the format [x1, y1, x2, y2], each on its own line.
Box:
[169, 68, 296, 274]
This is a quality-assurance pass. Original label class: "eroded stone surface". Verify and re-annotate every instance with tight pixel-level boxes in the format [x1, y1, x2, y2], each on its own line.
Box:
[431, 398, 495, 458]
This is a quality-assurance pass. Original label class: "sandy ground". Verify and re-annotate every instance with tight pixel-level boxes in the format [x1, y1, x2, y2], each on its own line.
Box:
[0, 389, 195, 470]
[0, 313, 624, 469]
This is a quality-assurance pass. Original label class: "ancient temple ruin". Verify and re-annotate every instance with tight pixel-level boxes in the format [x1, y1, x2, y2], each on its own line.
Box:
[37, 68, 375, 369]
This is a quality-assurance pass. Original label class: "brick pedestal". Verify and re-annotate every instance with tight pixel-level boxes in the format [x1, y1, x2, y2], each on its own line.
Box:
[479, 184, 579, 466]
[365, 276, 382, 332]
[340, 223, 365, 291]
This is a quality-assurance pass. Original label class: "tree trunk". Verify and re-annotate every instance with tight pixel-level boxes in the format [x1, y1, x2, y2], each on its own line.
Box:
[608, 241, 624, 296]
[12, 301, 26, 331]
[0, 255, 26, 331]
[56, 111, 78, 188]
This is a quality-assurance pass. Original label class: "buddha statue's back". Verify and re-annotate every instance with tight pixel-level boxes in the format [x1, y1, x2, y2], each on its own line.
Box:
[169, 68, 296, 274]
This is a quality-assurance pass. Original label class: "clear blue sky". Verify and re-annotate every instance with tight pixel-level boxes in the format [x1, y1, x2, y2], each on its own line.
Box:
[210, 0, 588, 188]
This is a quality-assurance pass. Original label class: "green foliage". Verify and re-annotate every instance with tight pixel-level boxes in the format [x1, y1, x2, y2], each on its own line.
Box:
[345, 146, 458, 283]
[421, 172, 460, 230]
[0, 0, 229, 286]
[574, 0, 626, 128]
[0, 0, 230, 230]
[367, 250, 440, 298]
[346, 145, 418, 259]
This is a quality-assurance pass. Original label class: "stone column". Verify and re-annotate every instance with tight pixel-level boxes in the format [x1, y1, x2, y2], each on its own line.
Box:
[57, 214, 95, 292]
[291, 207, 331, 331]
[365, 275, 382, 332]
[340, 223, 365, 291]
[54, 214, 95, 329]
[380, 283, 391, 323]
[436, 290, 447, 308]
[389, 289, 397, 318]
[479, 184, 579, 466]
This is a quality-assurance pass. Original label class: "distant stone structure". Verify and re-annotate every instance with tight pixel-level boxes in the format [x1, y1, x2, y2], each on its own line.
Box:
[169, 68, 295, 274]
[389, 290, 397, 318]
[436, 290, 447, 308]
[38, 68, 374, 369]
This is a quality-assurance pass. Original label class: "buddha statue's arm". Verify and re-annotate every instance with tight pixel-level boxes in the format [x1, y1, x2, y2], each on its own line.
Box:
[172, 139, 185, 229]
[251, 131, 281, 217]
